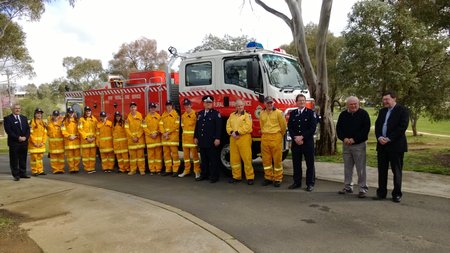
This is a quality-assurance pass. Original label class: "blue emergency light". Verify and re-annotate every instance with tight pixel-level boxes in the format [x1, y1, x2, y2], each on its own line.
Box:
[246, 41, 264, 49]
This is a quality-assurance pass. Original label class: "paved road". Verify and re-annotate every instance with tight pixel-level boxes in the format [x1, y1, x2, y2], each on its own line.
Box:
[1, 155, 449, 253]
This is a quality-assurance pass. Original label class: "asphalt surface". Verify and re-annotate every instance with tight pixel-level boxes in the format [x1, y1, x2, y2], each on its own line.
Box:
[1, 155, 450, 253]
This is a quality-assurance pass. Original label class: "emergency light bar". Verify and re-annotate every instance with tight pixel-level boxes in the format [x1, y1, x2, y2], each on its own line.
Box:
[246, 41, 264, 49]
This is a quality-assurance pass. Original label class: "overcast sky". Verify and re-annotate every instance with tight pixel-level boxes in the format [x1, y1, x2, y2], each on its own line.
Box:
[13, 0, 359, 86]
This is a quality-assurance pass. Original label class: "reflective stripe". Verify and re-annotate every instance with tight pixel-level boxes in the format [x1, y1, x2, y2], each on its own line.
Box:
[49, 138, 64, 141]
[154, 159, 162, 163]
[50, 149, 64, 153]
[81, 144, 96, 148]
[182, 144, 197, 147]
[274, 167, 283, 171]
[184, 159, 191, 162]
[114, 138, 127, 142]
[264, 166, 272, 170]
[100, 148, 114, 152]
[65, 145, 80, 149]
[231, 164, 241, 168]
[183, 130, 194, 134]
[193, 160, 200, 164]
[173, 160, 180, 164]
[147, 143, 162, 148]
[100, 137, 112, 140]
[162, 142, 179, 146]
[164, 160, 172, 164]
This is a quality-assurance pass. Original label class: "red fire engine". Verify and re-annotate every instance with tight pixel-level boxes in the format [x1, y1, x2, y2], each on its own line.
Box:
[65, 42, 314, 170]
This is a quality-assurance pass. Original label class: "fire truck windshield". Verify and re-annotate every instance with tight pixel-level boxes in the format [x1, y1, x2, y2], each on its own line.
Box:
[262, 54, 307, 91]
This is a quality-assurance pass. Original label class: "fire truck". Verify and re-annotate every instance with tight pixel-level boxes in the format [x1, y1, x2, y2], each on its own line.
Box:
[65, 42, 314, 171]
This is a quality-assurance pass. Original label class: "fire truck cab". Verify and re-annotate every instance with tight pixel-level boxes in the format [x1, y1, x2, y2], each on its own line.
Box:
[171, 42, 313, 170]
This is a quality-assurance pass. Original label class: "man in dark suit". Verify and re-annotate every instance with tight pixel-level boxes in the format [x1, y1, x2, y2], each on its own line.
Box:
[374, 91, 409, 203]
[288, 94, 318, 192]
[194, 95, 222, 183]
[4, 103, 31, 181]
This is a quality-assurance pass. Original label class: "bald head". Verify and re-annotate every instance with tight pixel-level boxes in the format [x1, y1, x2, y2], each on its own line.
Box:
[235, 99, 245, 113]
[346, 96, 360, 113]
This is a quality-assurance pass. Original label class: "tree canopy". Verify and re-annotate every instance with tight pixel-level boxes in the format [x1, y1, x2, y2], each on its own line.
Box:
[338, 0, 450, 135]
[108, 37, 168, 78]
[191, 34, 254, 52]
[63, 56, 105, 91]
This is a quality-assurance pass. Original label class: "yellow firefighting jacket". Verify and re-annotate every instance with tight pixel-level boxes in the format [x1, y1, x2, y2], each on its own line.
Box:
[181, 110, 197, 148]
[78, 116, 98, 149]
[113, 121, 128, 154]
[259, 108, 287, 134]
[29, 119, 47, 154]
[96, 119, 113, 153]
[226, 110, 253, 136]
[143, 112, 162, 148]
[159, 110, 180, 146]
[125, 112, 145, 150]
[61, 117, 80, 150]
[47, 117, 64, 154]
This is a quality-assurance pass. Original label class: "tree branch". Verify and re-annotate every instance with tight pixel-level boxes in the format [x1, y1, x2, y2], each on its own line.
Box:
[254, 0, 292, 29]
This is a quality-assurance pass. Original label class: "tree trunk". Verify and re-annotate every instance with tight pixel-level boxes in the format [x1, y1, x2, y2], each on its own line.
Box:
[315, 0, 336, 155]
[410, 112, 418, 136]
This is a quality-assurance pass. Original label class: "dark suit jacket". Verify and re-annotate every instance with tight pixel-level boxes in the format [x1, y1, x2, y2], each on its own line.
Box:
[288, 108, 317, 144]
[4, 114, 30, 147]
[375, 104, 409, 152]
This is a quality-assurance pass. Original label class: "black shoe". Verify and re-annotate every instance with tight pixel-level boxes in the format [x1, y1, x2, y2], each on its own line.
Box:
[161, 172, 172, 176]
[358, 192, 367, 198]
[262, 179, 272, 186]
[13, 177, 20, 181]
[247, 179, 254, 185]
[273, 181, 281, 187]
[172, 173, 178, 177]
[53, 171, 64, 174]
[338, 188, 353, 194]
[196, 176, 205, 181]
[306, 185, 314, 192]
[288, 183, 301, 189]
[209, 178, 219, 183]
[38, 172, 46, 175]
[372, 196, 386, 201]
[228, 178, 241, 184]
[20, 175, 31, 179]
[392, 196, 402, 203]
[32, 173, 39, 177]
[69, 171, 79, 174]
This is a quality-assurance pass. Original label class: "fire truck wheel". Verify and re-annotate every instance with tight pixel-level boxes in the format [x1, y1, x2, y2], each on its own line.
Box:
[219, 143, 232, 176]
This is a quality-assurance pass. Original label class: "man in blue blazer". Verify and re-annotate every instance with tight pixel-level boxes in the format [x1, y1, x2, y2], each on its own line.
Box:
[374, 91, 409, 203]
[288, 94, 318, 192]
[4, 104, 31, 181]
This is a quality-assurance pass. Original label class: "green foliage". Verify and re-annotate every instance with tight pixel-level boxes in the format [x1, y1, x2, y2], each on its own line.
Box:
[191, 34, 255, 52]
[337, 0, 450, 133]
[108, 37, 168, 79]
[19, 97, 58, 120]
[62, 56, 105, 90]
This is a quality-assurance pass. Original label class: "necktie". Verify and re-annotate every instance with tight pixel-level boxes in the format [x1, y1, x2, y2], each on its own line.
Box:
[16, 115, 22, 130]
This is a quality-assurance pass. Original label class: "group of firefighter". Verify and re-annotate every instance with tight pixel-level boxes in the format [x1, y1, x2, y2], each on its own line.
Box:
[26, 94, 294, 187]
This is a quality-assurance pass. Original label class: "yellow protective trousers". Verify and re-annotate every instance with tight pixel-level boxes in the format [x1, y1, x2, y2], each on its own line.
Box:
[100, 152, 115, 171]
[163, 145, 180, 173]
[116, 152, 130, 172]
[261, 133, 283, 182]
[49, 153, 65, 173]
[230, 134, 254, 180]
[147, 146, 163, 173]
[129, 148, 145, 174]
[30, 153, 44, 175]
[65, 149, 80, 172]
[82, 147, 96, 172]
[182, 146, 200, 174]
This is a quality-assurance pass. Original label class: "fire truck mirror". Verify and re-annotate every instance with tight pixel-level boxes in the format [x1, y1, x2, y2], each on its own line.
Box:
[113, 102, 118, 108]
[258, 94, 265, 103]
[224, 97, 229, 107]
[247, 59, 262, 92]
[93, 103, 97, 109]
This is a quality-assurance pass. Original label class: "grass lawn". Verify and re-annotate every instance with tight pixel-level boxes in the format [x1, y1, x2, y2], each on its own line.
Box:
[0, 137, 7, 153]
[315, 106, 450, 175]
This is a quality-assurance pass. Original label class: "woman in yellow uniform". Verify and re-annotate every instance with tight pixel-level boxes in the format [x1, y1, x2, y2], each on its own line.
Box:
[78, 106, 98, 174]
[61, 107, 80, 173]
[96, 111, 114, 172]
[113, 111, 130, 173]
[47, 110, 65, 174]
[143, 102, 163, 175]
[29, 108, 47, 176]
[125, 102, 146, 175]
[159, 100, 180, 176]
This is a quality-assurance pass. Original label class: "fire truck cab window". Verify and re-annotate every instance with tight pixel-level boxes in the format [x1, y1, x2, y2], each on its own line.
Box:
[224, 58, 250, 88]
[186, 62, 212, 86]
